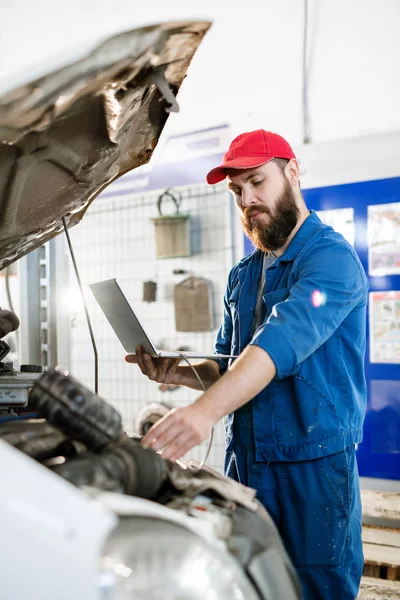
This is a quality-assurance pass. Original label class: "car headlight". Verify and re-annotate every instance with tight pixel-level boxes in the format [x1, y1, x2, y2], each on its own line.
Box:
[99, 516, 261, 600]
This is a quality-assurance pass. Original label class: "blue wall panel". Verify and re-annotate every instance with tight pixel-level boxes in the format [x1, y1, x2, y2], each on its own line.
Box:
[304, 178, 400, 480]
[245, 177, 400, 480]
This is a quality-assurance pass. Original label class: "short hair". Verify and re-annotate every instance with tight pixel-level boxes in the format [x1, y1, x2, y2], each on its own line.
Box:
[272, 157, 301, 189]
[271, 157, 290, 172]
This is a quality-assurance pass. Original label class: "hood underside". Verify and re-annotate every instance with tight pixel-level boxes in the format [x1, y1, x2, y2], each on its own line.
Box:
[0, 21, 210, 270]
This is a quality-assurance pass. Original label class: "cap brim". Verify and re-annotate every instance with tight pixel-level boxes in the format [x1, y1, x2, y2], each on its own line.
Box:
[206, 156, 273, 185]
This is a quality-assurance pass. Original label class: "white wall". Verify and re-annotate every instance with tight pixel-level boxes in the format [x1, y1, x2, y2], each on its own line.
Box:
[2, 0, 400, 147]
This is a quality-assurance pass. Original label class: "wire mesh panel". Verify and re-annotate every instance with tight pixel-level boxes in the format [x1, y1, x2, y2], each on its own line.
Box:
[67, 183, 234, 472]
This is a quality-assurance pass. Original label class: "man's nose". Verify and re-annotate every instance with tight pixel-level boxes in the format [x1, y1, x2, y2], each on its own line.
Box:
[241, 188, 257, 207]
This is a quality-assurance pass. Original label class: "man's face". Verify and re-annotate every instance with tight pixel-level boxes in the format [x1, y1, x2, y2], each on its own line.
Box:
[227, 160, 300, 252]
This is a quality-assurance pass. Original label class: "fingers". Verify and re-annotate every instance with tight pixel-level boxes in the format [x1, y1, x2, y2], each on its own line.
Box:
[162, 431, 196, 461]
[143, 353, 158, 380]
[166, 358, 181, 383]
[125, 355, 138, 364]
[140, 404, 212, 463]
[126, 346, 181, 385]
[136, 346, 151, 377]
[155, 356, 181, 384]
[141, 409, 198, 461]
[141, 409, 179, 450]
[126, 346, 155, 378]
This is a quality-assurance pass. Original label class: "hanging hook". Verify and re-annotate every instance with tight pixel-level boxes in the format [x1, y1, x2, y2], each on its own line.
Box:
[157, 188, 183, 216]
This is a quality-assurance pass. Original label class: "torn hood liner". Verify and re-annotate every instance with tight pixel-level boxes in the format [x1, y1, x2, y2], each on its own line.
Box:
[0, 21, 210, 270]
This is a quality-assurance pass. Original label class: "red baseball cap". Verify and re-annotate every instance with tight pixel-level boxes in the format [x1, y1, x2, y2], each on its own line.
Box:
[206, 129, 296, 185]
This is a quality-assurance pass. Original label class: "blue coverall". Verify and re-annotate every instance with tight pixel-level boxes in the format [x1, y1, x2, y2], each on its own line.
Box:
[214, 211, 369, 599]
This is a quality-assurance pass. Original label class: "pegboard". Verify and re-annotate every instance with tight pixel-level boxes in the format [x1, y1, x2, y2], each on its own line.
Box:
[66, 182, 234, 473]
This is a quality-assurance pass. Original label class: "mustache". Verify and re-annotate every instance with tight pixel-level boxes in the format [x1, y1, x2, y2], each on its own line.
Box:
[243, 205, 271, 219]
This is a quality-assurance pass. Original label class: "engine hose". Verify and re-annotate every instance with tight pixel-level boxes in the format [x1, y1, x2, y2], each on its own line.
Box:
[52, 437, 168, 499]
[29, 369, 123, 451]
[0, 420, 67, 461]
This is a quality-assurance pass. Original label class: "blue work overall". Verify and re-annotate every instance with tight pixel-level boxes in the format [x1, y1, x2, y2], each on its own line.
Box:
[215, 212, 369, 599]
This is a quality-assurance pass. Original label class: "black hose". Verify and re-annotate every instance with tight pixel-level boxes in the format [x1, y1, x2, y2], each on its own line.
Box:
[52, 437, 168, 499]
[29, 370, 168, 499]
[29, 369, 123, 451]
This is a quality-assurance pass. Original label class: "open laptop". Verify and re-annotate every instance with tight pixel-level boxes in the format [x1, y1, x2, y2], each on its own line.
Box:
[89, 278, 237, 360]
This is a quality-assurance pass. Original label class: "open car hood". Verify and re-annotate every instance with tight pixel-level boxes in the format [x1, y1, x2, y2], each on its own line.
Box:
[0, 21, 210, 270]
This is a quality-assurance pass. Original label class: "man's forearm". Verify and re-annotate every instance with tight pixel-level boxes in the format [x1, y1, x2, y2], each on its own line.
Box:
[140, 346, 277, 461]
[194, 345, 276, 420]
[177, 359, 221, 391]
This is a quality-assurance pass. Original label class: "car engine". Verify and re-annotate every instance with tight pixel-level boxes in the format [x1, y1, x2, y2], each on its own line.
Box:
[0, 363, 301, 600]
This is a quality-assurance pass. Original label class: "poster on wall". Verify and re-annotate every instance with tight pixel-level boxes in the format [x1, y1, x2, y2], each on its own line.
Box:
[316, 207, 355, 246]
[368, 202, 400, 276]
[369, 291, 400, 364]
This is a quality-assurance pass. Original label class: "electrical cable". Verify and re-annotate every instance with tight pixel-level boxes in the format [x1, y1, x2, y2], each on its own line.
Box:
[5, 265, 19, 357]
[178, 352, 214, 469]
[62, 217, 99, 394]
[5, 266, 16, 315]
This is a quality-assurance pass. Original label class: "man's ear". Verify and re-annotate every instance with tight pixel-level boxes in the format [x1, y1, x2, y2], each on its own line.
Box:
[285, 158, 301, 186]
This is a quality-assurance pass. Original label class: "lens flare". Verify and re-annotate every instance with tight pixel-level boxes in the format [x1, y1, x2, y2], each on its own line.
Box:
[311, 290, 327, 308]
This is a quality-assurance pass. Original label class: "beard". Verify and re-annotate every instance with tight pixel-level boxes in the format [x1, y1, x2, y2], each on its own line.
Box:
[240, 178, 300, 252]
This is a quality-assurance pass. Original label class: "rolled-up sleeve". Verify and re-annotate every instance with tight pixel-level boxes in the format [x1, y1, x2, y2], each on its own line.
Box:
[250, 239, 368, 378]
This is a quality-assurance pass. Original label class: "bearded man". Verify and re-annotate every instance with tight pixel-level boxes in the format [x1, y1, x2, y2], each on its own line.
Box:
[127, 130, 369, 600]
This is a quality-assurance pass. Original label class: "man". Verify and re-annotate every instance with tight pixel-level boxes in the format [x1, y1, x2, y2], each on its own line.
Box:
[126, 130, 369, 599]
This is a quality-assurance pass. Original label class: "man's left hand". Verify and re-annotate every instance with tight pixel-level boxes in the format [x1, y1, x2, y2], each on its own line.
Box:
[141, 401, 216, 462]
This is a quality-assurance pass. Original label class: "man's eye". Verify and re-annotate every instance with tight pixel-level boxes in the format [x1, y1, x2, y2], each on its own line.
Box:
[252, 180, 263, 186]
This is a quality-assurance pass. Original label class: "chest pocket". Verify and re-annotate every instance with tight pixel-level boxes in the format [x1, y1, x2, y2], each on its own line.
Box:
[263, 287, 291, 319]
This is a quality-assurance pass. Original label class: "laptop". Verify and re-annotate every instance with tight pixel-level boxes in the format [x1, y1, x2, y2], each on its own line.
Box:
[89, 278, 237, 360]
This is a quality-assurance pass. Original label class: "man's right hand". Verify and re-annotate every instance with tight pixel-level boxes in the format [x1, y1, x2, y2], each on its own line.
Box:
[125, 346, 182, 385]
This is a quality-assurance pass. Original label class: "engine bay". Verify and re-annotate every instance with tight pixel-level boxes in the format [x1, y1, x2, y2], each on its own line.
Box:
[0, 366, 301, 599]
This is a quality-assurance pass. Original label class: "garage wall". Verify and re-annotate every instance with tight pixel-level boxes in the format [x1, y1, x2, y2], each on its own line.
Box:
[2, 0, 399, 146]
[67, 183, 234, 472]
[4, 0, 399, 476]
